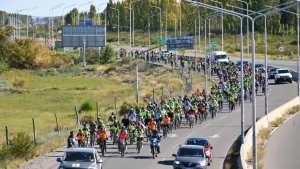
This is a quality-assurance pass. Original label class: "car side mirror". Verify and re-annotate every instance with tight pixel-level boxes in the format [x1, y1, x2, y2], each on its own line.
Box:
[172, 154, 177, 157]
[56, 158, 62, 163]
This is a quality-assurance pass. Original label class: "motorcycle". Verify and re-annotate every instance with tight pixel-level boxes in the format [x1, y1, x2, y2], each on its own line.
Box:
[150, 137, 160, 159]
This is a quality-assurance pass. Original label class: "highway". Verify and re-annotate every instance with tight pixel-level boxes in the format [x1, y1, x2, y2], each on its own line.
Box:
[264, 110, 300, 169]
[19, 80, 297, 169]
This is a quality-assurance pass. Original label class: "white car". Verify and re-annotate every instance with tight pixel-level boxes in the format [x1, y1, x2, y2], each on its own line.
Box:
[274, 69, 293, 84]
[57, 148, 103, 169]
[211, 51, 229, 63]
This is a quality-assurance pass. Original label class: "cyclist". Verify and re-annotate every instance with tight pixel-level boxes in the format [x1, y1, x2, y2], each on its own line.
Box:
[76, 129, 85, 147]
[67, 131, 76, 148]
[97, 126, 108, 155]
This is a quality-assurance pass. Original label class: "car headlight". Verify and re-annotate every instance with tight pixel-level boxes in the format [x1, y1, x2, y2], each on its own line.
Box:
[174, 161, 180, 165]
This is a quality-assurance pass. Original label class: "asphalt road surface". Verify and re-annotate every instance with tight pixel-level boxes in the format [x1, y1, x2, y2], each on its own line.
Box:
[19, 80, 297, 169]
[264, 111, 300, 169]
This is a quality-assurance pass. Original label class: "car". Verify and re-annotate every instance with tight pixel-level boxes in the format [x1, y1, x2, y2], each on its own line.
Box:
[173, 145, 208, 169]
[255, 64, 264, 69]
[268, 67, 278, 79]
[185, 137, 213, 164]
[57, 148, 103, 169]
[236, 61, 249, 71]
[211, 51, 230, 63]
[274, 69, 293, 84]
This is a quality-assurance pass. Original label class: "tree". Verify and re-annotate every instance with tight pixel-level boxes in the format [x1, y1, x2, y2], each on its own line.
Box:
[89, 5, 97, 24]
[100, 44, 116, 64]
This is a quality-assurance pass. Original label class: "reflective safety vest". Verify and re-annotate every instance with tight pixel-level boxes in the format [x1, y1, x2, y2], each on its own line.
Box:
[162, 116, 170, 125]
[97, 130, 108, 140]
[148, 121, 157, 130]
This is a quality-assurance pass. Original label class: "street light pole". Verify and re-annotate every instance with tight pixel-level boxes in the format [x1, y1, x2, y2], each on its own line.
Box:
[151, 5, 162, 40]
[204, 19, 208, 92]
[210, 0, 224, 51]
[238, 0, 250, 58]
[111, 7, 120, 46]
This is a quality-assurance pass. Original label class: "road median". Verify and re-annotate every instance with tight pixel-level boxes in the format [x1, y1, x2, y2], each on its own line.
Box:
[240, 96, 300, 169]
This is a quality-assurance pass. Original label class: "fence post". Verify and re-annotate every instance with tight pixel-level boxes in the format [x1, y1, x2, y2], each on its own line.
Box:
[32, 118, 36, 145]
[114, 97, 117, 113]
[152, 88, 155, 102]
[54, 113, 59, 134]
[75, 106, 79, 126]
[96, 102, 99, 119]
[5, 126, 9, 147]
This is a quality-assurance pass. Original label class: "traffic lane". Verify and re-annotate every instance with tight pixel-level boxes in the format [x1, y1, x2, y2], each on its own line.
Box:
[231, 58, 297, 71]
[264, 112, 300, 169]
[18, 82, 297, 169]
[102, 82, 297, 169]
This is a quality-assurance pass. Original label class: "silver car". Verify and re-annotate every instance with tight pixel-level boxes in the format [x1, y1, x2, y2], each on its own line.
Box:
[173, 145, 208, 169]
[57, 148, 103, 169]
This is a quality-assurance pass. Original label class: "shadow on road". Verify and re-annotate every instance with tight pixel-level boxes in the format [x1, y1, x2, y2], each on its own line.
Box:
[158, 160, 174, 166]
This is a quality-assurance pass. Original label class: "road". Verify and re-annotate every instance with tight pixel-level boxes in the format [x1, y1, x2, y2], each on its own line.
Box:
[19, 80, 297, 169]
[264, 111, 300, 169]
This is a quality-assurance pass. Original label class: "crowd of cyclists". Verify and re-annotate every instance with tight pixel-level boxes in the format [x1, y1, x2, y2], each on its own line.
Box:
[67, 48, 267, 158]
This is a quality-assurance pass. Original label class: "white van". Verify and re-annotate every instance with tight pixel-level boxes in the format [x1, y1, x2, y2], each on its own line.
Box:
[211, 51, 230, 63]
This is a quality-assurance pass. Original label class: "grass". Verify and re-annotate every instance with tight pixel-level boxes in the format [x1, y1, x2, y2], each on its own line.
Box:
[108, 31, 298, 61]
[0, 59, 207, 169]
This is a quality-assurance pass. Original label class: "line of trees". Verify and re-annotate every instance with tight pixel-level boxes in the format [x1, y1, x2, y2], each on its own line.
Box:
[63, 0, 297, 35]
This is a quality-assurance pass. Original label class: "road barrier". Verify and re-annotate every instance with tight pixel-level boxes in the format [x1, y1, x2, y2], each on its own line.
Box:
[240, 96, 300, 169]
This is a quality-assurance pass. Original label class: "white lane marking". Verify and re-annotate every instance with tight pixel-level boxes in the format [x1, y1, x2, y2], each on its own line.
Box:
[168, 133, 177, 138]
[209, 134, 220, 139]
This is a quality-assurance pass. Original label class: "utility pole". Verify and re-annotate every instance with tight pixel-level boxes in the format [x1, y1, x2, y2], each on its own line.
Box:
[133, 9, 135, 46]
[198, 12, 201, 55]
[136, 64, 139, 105]
[195, 19, 197, 58]
[165, 0, 168, 39]
[204, 19, 207, 92]
[148, 16, 151, 49]
[180, 2, 182, 36]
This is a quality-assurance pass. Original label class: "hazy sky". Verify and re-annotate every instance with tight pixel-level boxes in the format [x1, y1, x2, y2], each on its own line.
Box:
[0, 0, 111, 17]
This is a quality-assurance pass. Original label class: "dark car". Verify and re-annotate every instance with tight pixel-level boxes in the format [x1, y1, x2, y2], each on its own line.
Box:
[173, 145, 208, 169]
[185, 137, 213, 164]
[268, 68, 278, 79]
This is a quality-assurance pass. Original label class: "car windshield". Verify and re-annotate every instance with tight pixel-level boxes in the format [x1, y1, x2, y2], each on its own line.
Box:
[186, 139, 208, 147]
[65, 152, 95, 162]
[215, 55, 227, 60]
[278, 70, 289, 74]
[178, 148, 204, 157]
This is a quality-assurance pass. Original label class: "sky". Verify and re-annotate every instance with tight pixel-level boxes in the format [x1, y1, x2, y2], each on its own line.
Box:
[0, 0, 111, 17]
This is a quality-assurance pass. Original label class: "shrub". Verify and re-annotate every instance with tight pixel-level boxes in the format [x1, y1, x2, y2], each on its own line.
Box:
[118, 102, 136, 116]
[100, 44, 116, 64]
[80, 115, 95, 124]
[9, 132, 36, 159]
[79, 99, 95, 112]
[12, 79, 25, 88]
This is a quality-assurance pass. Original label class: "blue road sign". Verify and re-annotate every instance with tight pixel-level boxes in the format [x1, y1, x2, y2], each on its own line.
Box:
[79, 19, 93, 26]
[167, 36, 194, 51]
